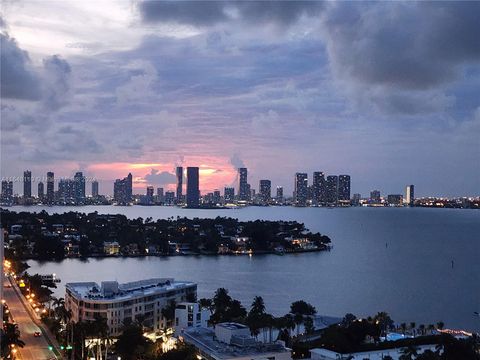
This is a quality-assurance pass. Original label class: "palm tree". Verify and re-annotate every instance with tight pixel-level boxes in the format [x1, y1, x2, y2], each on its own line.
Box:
[419, 324, 425, 336]
[1, 323, 25, 358]
[294, 313, 303, 336]
[436, 321, 444, 330]
[410, 322, 416, 336]
[400, 323, 407, 335]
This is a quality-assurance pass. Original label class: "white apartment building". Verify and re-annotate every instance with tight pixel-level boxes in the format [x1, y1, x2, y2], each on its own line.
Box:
[174, 302, 210, 334]
[65, 278, 197, 336]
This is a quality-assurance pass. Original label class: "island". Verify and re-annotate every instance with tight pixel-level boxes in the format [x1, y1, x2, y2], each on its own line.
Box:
[1, 209, 332, 260]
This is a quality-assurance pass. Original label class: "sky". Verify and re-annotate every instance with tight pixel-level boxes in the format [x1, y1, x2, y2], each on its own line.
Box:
[1, 1, 479, 197]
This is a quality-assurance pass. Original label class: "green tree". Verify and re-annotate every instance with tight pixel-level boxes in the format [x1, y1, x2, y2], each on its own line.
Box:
[0, 323, 25, 358]
[114, 323, 153, 360]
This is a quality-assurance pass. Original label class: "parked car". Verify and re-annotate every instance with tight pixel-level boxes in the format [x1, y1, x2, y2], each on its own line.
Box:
[33, 331, 41, 337]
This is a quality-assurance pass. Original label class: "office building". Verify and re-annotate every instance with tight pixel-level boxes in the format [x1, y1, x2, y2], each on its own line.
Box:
[312, 172, 325, 205]
[176, 166, 183, 203]
[326, 176, 338, 204]
[338, 175, 351, 203]
[23, 170, 32, 198]
[38, 182, 45, 200]
[370, 190, 381, 204]
[74, 171, 86, 203]
[259, 180, 271, 203]
[92, 180, 99, 197]
[224, 187, 235, 202]
[186, 167, 200, 208]
[238, 168, 248, 201]
[405, 185, 415, 206]
[65, 278, 197, 336]
[276, 186, 284, 203]
[46, 171, 55, 204]
[294, 173, 308, 206]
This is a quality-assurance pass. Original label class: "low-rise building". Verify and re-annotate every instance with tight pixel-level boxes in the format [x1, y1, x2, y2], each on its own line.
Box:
[65, 278, 197, 337]
[174, 302, 210, 333]
[182, 323, 290, 360]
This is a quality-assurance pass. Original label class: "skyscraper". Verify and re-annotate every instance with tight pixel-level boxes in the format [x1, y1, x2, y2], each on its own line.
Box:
[326, 175, 338, 205]
[157, 187, 164, 203]
[74, 172, 86, 203]
[224, 187, 235, 202]
[38, 182, 44, 200]
[213, 190, 221, 204]
[92, 180, 99, 197]
[1, 181, 13, 204]
[46, 171, 55, 204]
[276, 186, 283, 203]
[146, 186, 154, 204]
[294, 173, 308, 206]
[238, 168, 248, 201]
[312, 171, 325, 205]
[405, 185, 415, 206]
[114, 173, 133, 205]
[338, 175, 351, 203]
[58, 179, 75, 201]
[259, 180, 271, 203]
[23, 170, 32, 198]
[186, 167, 200, 208]
[176, 166, 183, 203]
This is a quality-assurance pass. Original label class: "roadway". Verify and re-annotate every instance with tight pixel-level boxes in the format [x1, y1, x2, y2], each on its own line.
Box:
[3, 278, 59, 360]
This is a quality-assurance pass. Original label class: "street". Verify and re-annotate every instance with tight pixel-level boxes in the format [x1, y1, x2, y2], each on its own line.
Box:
[3, 278, 58, 360]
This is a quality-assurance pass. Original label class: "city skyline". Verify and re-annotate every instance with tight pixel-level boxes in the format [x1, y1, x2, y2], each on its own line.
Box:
[1, 2, 479, 198]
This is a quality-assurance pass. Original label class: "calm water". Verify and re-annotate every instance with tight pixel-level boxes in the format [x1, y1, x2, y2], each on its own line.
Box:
[15, 205, 480, 332]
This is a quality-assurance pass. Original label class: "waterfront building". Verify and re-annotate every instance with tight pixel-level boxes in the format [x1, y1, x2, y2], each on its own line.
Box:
[1, 180, 13, 204]
[326, 175, 338, 205]
[156, 187, 164, 203]
[370, 190, 381, 204]
[259, 179, 271, 203]
[174, 302, 210, 334]
[58, 179, 75, 202]
[338, 175, 351, 204]
[74, 171, 86, 203]
[92, 180, 99, 197]
[146, 186, 154, 204]
[46, 171, 55, 204]
[224, 187, 235, 202]
[405, 185, 415, 206]
[213, 190, 221, 204]
[165, 191, 175, 205]
[294, 173, 308, 206]
[387, 194, 403, 206]
[352, 193, 361, 206]
[23, 170, 32, 198]
[113, 173, 133, 205]
[312, 171, 325, 205]
[186, 167, 200, 208]
[65, 278, 197, 336]
[276, 186, 284, 203]
[103, 241, 120, 255]
[238, 168, 248, 201]
[38, 182, 44, 200]
[176, 166, 183, 203]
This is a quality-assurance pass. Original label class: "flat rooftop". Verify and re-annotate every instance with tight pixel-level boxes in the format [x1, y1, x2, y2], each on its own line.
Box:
[183, 327, 287, 360]
[66, 278, 196, 302]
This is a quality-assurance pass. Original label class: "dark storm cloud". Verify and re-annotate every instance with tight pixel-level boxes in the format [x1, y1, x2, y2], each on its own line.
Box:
[323, 2, 480, 90]
[0, 33, 42, 100]
[144, 169, 176, 185]
[43, 55, 72, 110]
[138, 0, 324, 26]
[139, 0, 228, 26]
